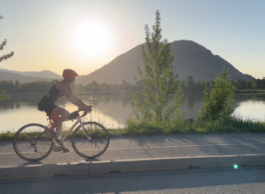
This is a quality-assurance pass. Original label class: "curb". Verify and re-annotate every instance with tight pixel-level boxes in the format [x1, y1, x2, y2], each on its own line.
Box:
[0, 161, 88, 180]
[1, 154, 265, 180]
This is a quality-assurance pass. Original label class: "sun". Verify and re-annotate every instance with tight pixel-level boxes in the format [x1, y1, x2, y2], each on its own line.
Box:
[73, 21, 110, 57]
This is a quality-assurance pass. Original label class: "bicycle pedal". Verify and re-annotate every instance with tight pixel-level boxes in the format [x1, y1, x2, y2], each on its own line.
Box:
[52, 140, 63, 152]
[61, 147, 69, 153]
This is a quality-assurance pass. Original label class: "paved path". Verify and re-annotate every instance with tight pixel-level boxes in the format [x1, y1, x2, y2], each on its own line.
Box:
[1, 133, 265, 166]
[1, 167, 265, 193]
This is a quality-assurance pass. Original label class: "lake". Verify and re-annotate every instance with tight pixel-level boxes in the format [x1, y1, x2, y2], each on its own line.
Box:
[0, 93, 265, 133]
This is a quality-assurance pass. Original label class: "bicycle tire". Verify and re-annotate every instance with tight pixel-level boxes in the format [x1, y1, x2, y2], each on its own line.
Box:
[13, 123, 53, 162]
[71, 122, 109, 159]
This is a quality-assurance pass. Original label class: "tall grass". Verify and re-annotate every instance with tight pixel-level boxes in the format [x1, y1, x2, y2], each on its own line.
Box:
[123, 115, 265, 136]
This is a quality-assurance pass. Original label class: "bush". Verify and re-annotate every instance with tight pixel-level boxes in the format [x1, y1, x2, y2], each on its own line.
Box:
[198, 67, 236, 122]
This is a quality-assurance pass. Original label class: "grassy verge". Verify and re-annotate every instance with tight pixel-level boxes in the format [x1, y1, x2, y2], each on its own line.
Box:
[1, 116, 265, 142]
[124, 117, 265, 136]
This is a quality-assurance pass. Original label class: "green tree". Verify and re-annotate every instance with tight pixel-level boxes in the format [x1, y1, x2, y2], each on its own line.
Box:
[90, 81, 99, 92]
[0, 16, 14, 62]
[0, 80, 12, 101]
[185, 76, 194, 91]
[121, 79, 129, 92]
[130, 10, 184, 123]
[197, 80, 206, 91]
[251, 79, 257, 90]
[246, 80, 252, 89]
[0, 15, 14, 103]
[198, 67, 236, 122]
[235, 79, 244, 90]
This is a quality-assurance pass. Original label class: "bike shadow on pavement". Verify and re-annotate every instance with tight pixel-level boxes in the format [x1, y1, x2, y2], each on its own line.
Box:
[83, 158, 100, 162]
[19, 161, 43, 166]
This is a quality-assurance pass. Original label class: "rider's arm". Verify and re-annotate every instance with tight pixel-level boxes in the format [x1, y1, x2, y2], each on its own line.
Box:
[57, 83, 86, 109]
[67, 86, 88, 108]
[73, 96, 87, 107]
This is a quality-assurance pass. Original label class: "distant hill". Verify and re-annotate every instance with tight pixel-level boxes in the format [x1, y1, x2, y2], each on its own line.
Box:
[1, 40, 254, 85]
[76, 40, 254, 85]
[0, 71, 55, 83]
[0, 69, 61, 79]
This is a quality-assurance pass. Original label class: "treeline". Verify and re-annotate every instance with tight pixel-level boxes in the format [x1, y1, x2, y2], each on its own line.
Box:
[180, 76, 265, 91]
[0, 76, 264, 94]
[0, 80, 132, 94]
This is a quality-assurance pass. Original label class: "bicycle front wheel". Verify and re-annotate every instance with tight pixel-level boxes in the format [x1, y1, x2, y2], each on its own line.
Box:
[72, 122, 109, 159]
[13, 123, 53, 162]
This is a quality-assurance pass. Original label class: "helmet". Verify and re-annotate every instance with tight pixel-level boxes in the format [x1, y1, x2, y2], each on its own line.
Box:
[62, 69, 79, 79]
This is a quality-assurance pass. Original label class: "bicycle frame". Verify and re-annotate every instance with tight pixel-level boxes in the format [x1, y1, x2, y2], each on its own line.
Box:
[13, 108, 111, 162]
[39, 112, 90, 144]
[61, 117, 80, 141]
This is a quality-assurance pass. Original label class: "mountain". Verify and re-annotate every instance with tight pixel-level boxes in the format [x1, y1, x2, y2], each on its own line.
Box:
[76, 40, 254, 85]
[0, 71, 55, 83]
[0, 69, 61, 79]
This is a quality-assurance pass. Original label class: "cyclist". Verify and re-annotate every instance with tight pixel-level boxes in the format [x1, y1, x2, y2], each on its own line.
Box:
[37, 69, 91, 153]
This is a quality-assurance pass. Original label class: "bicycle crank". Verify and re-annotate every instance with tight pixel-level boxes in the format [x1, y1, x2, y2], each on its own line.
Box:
[52, 140, 63, 152]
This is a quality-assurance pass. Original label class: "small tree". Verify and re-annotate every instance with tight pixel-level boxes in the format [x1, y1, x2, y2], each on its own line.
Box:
[121, 79, 128, 92]
[198, 67, 236, 122]
[130, 10, 184, 124]
[186, 76, 194, 91]
[0, 16, 14, 62]
[251, 79, 257, 90]
[0, 15, 14, 103]
[90, 80, 99, 92]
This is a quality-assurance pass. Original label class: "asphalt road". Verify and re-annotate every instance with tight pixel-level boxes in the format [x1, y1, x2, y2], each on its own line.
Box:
[1, 133, 265, 166]
[1, 166, 265, 193]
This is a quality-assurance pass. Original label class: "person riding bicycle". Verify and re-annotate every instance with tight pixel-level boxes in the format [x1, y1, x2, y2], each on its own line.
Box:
[37, 69, 91, 153]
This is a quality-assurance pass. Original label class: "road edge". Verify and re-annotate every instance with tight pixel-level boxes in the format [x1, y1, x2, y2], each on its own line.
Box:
[1, 154, 265, 180]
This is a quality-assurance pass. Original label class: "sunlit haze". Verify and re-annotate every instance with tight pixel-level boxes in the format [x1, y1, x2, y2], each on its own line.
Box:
[73, 21, 110, 57]
[0, 0, 265, 78]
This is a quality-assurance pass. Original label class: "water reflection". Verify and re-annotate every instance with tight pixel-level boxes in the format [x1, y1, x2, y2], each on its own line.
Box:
[1, 93, 265, 133]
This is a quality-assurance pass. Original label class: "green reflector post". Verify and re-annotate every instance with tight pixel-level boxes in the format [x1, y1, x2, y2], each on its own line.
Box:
[234, 164, 238, 169]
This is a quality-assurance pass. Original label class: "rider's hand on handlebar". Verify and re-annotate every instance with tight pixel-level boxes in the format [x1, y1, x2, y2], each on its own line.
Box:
[82, 106, 92, 113]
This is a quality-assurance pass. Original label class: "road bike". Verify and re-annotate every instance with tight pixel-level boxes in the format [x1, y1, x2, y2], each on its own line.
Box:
[13, 108, 109, 162]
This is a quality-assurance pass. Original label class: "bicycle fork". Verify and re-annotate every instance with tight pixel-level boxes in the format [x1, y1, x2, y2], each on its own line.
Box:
[79, 120, 91, 141]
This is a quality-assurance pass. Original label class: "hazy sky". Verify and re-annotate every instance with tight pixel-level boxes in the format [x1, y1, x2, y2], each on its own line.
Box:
[0, 0, 264, 78]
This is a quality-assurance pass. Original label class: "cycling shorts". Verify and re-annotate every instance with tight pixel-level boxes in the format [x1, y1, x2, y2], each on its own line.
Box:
[37, 101, 57, 116]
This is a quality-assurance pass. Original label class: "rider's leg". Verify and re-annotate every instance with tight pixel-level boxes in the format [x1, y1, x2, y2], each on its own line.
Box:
[48, 107, 69, 153]
[47, 107, 70, 133]
[50, 115, 62, 132]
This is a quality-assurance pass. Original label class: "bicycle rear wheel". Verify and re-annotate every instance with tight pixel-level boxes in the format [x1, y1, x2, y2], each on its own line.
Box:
[71, 122, 109, 159]
[13, 123, 53, 162]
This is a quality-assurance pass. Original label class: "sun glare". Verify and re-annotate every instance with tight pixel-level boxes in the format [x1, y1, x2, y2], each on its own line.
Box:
[73, 21, 110, 57]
